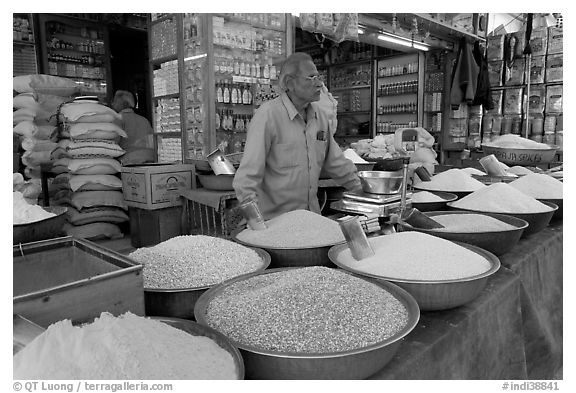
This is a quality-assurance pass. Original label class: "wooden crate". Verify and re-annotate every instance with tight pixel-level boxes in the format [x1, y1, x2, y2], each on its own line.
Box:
[129, 205, 184, 247]
[13, 237, 145, 328]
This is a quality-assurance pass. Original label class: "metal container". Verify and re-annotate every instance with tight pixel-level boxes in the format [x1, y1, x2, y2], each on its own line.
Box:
[194, 268, 420, 379]
[539, 198, 562, 219]
[153, 317, 245, 379]
[197, 174, 235, 191]
[358, 170, 404, 194]
[411, 191, 458, 212]
[446, 201, 557, 237]
[396, 211, 528, 256]
[232, 229, 342, 268]
[13, 206, 68, 245]
[481, 145, 558, 166]
[207, 148, 236, 175]
[144, 248, 271, 319]
[412, 186, 473, 200]
[329, 242, 501, 311]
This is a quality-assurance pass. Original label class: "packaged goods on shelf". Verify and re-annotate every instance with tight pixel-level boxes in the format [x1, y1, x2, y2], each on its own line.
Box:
[529, 27, 549, 57]
[545, 54, 563, 83]
[545, 85, 563, 113]
[488, 61, 504, 87]
[505, 58, 525, 86]
[529, 56, 546, 84]
[487, 34, 505, 61]
[503, 88, 523, 115]
[547, 27, 563, 54]
[507, 31, 526, 59]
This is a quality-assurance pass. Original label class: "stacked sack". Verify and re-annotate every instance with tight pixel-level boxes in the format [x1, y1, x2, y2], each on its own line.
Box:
[13, 74, 77, 197]
[54, 100, 129, 240]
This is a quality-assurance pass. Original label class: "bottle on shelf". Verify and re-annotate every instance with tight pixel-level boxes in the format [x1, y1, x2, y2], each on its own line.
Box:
[223, 81, 230, 104]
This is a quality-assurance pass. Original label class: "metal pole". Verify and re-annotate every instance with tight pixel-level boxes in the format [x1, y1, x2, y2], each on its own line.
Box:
[524, 53, 532, 139]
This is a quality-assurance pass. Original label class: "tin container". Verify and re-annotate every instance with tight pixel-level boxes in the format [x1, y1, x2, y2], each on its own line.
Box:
[337, 216, 374, 261]
[238, 199, 267, 231]
[479, 154, 508, 177]
[207, 148, 236, 175]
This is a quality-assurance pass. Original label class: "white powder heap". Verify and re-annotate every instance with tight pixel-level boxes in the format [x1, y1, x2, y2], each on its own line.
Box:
[509, 173, 563, 199]
[129, 235, 264, 289]
[507, 166, 534, 176]
[343, 148, 369, 163]
[13, 312, 238, 380]
[414, 168, 486, 192]
[484, 134, 551, 149]
[236, 209, 345, 248]
[412, 191, 447, 203]
[451, 183, 554, 213]
[336, 232, 492, 281]
[460, 167, 486, 176]
[13, 191, 56, 224]
[431, 214, 517, 232]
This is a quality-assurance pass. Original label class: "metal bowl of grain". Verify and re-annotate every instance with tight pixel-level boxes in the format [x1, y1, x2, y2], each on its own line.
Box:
[538, 198, 562, 219]
[13, 206, 68, 245]
[446, 201, 558, 237]
[153, 316, 245, 379]
[232, 229, 343, 269]
[328, 233, 501, 311]
[197, 174, 235, 191]
[410, 191, 458, 212]
[358, 170, 404, 194]
[396, 211, 528, 256]
[481, 145, 558, 166]
[194, 267, 420, 379]
[142, 247, 270, 320]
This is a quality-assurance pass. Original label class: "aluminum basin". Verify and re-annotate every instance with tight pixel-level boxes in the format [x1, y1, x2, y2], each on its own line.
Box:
[13, 206, 68, 244]
[358, 170, 404, 194]
[410, 190, 458, 212]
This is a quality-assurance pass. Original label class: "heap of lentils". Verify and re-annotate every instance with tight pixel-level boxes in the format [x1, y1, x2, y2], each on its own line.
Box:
[129, 235, 264, 289]
[236, 209, 345, 248]
[205, 266, 409, 353]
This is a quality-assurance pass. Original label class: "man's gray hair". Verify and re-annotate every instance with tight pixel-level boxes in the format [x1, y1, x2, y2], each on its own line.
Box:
[113, 90, 135, 110]
[278, 52, 314, 91]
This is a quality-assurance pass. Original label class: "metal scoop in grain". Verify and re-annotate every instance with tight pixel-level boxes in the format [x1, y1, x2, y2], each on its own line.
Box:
[401, 208, 445, 229]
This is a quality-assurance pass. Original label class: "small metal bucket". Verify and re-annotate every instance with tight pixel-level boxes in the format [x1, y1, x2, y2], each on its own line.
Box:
[207, 148, 236, 175]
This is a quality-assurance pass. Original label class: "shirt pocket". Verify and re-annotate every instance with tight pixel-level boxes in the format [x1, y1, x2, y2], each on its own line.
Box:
[314, 139, 328, 165]
[273, 143, 299, 168]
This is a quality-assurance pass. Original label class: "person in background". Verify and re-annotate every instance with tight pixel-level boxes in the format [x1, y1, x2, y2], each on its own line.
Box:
[233, 52, 361, 221]
[111, 90, 155, 164]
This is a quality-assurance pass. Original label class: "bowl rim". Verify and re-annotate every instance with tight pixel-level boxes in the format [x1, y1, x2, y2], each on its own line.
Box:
[481, 143, 559, 152]
[193, 267, 420, 359]
[445, 200, 558, 216]
[231, 227, 347, 250]
[142, 247, 271, 292]
[412, 184, 479, 194]
[328, 240, 501, 285]
[152, 316, 245, 379]
[401, 210, 529, 234]
[13, 206, 68, 228]
[358, 170, 404, 178]
[410, 190, 459, 204]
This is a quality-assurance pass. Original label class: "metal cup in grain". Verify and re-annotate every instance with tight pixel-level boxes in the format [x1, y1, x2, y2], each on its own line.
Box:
[207, 148, 236, 175]
[238, 199, 267, 231]
[338, 216, 374, 261]
[479, 154, 507, 177]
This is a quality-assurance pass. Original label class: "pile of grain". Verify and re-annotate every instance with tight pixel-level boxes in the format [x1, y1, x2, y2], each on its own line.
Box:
[414, 168, 486, 192]
[451, 183, 554, 213]
[13, 191, 56, 224]
[509, 173, 563, 199]
[236, 209, 345, 248]
[336, 232, 492, 281]
[129, 235, 264, 289]
[412, 191, 448, 203]
[507, 166, 534, 176]
[205, 267, 408, 353]
[13, 312, 237, 379]
[460, 167, 486, 176]
[484, 134, 551, 149]
[431, 214, 517, 232]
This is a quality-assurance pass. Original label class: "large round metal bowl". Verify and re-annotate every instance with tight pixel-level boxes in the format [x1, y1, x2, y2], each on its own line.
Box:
[481, 144, 558, 166]
[232, 228, 343, 268]
[539, 198, 562, 219]
[410, 190, 458, 212]
[328, 241, 501, 311]
[446, 201, 558, 237]
[13, 206, 68, 244]
[153, 316, 245, 379]
[194, 267, 420, 380]
[144, 248, 270, 319]
[412, 185, 473, 200]
[396, 211, 528, 256]
[197, 174, 235, 191]
[358, 170, 404, 194]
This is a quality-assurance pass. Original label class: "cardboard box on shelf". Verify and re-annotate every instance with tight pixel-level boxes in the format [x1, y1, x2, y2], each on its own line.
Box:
[525, 85, 546, 114]
[529, 27, 549, 57]
[488, 61, 504, 87]
[487, 35, 505, 61]
[547, 27, 563, 54]
[121, 163, 196, 210]
[545, 85, 563, 113]
[528, 56, 546, 84]
[503, 87, 524, 115]
[505, 58, 525, 86]
[545, 53, 563, 83]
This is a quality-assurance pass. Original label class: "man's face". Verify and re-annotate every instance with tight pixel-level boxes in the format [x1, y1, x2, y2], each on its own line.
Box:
[289, 61, 322, 104]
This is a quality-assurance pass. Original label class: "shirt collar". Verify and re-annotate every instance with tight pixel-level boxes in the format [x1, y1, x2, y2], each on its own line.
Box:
[280, 92, 318, 121]
[120, 108, 134, 114]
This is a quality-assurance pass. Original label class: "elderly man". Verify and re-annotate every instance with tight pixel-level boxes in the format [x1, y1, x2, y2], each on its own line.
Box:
[233, 52, 361, 220]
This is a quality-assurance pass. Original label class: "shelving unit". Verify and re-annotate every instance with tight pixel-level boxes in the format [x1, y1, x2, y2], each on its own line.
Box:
[148, 13, 292, 163]
[375, 53, 423, 135]
[36, 14, 111, 100]
[13, 14, 38, 76]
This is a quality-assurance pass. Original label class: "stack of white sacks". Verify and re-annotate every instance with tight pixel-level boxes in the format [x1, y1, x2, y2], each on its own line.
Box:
[53, 100, 129, 240]
[13, 74, 75, 202]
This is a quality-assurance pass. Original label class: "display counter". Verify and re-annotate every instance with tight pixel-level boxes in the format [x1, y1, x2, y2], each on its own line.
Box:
[371, 219, 563, 380]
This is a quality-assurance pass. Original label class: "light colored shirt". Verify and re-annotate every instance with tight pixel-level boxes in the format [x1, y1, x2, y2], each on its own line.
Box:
[233, 92, 360, 220]
[117, 108, 154, 151]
